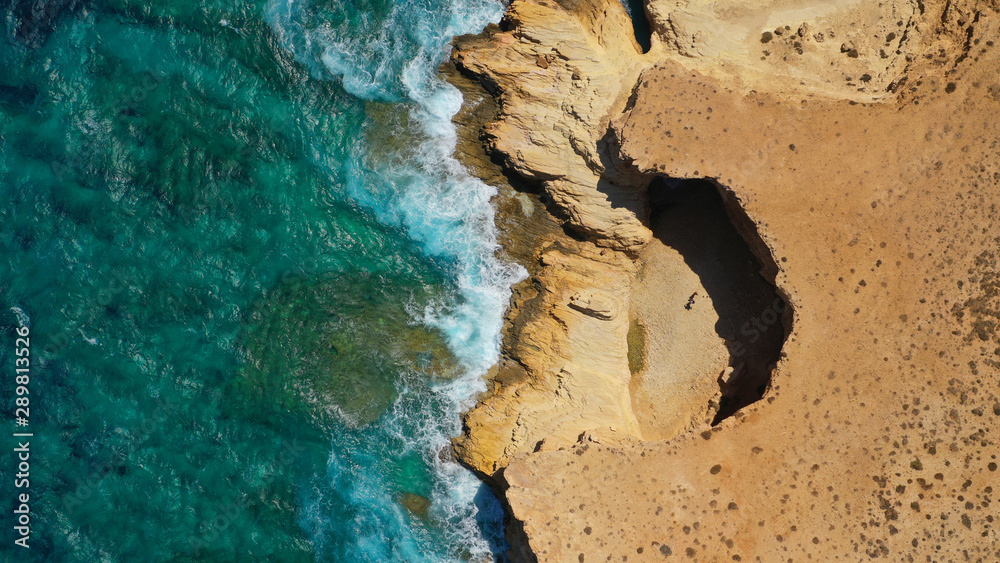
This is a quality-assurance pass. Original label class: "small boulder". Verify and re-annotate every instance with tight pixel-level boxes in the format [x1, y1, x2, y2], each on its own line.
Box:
[569, 291, 617, 320]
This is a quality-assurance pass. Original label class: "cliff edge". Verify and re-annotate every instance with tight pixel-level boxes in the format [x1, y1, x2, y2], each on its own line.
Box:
[450, 0, 1000, 559]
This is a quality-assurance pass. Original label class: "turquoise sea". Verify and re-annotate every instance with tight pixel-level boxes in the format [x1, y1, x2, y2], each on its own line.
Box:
[0, 0, 524, 560]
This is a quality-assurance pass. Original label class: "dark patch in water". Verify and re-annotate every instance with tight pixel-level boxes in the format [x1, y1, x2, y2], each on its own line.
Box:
[8, 0, 81, 47]
[233, 271, 458, 428]
[474, 483, 512, 561]
[0, 83, 38, 109]
[620, 0, 652, 53]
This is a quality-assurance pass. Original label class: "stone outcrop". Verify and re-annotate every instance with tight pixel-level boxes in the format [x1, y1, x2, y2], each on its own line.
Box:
[450, 0, 1000, 559]
[450, 0, 661, 479]
[453, 242, 643, 477]
[451, 0, 652, 250]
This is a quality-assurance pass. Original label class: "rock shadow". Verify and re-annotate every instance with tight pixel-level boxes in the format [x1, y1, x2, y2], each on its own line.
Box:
[647, 177, 787, 422]
[474, 483, 512, 561]
[618, 0, 652, 53]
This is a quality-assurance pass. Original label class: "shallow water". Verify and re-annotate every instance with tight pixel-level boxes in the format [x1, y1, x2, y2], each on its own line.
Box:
[0, 0, 520, 560]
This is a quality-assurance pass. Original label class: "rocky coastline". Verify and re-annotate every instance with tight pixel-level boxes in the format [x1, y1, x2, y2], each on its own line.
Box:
[446, 0, 1000, 559]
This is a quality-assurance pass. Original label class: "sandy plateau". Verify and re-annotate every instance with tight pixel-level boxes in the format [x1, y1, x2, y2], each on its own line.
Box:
[445, 0, 1000, 560]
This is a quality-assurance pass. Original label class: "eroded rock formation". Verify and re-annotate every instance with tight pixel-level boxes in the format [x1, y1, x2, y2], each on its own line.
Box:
[453, 242, 643, 477]
[449, 0, 1000, 559]
[452, 0, 652, 250]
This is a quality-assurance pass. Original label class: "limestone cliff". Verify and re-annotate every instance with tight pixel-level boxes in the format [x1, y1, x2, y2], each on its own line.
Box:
[450, 0, 658, 479]
[453, 243, 643, 477]
[452, 0, 651, 250]
[451, 0, 1000, 560]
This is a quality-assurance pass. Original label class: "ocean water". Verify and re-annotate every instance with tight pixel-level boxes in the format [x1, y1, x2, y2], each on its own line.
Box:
[0, 0, 522, 560]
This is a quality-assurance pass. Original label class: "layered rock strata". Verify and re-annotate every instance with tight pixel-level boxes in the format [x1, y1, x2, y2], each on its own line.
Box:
[452, 0, 652, 251]
[450, 0, 660, 479]
[450, 0, 1000, 559]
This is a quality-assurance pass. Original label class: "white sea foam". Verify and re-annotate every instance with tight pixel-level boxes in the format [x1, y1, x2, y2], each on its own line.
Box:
[10, 306, 30, 327]
[266, 0, 524, 559]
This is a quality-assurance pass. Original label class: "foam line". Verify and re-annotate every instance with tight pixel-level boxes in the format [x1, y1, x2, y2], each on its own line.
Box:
[266, 0, 523, 558]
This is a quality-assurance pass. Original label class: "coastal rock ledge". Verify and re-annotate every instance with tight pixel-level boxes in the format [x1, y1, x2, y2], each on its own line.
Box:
[451, 0, 1000, 560]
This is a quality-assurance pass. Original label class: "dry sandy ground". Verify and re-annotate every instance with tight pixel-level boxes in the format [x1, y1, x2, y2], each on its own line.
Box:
[501, 15, 1000, 563]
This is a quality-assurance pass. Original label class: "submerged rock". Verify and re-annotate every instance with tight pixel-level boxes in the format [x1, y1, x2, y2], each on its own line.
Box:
[399, 492, 432, 519]
[9, 0, 81, 47]
[232, 271, 459, 427]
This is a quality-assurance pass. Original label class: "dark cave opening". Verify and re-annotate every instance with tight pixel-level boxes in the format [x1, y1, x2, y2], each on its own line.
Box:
[646, 177, 789, 424]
